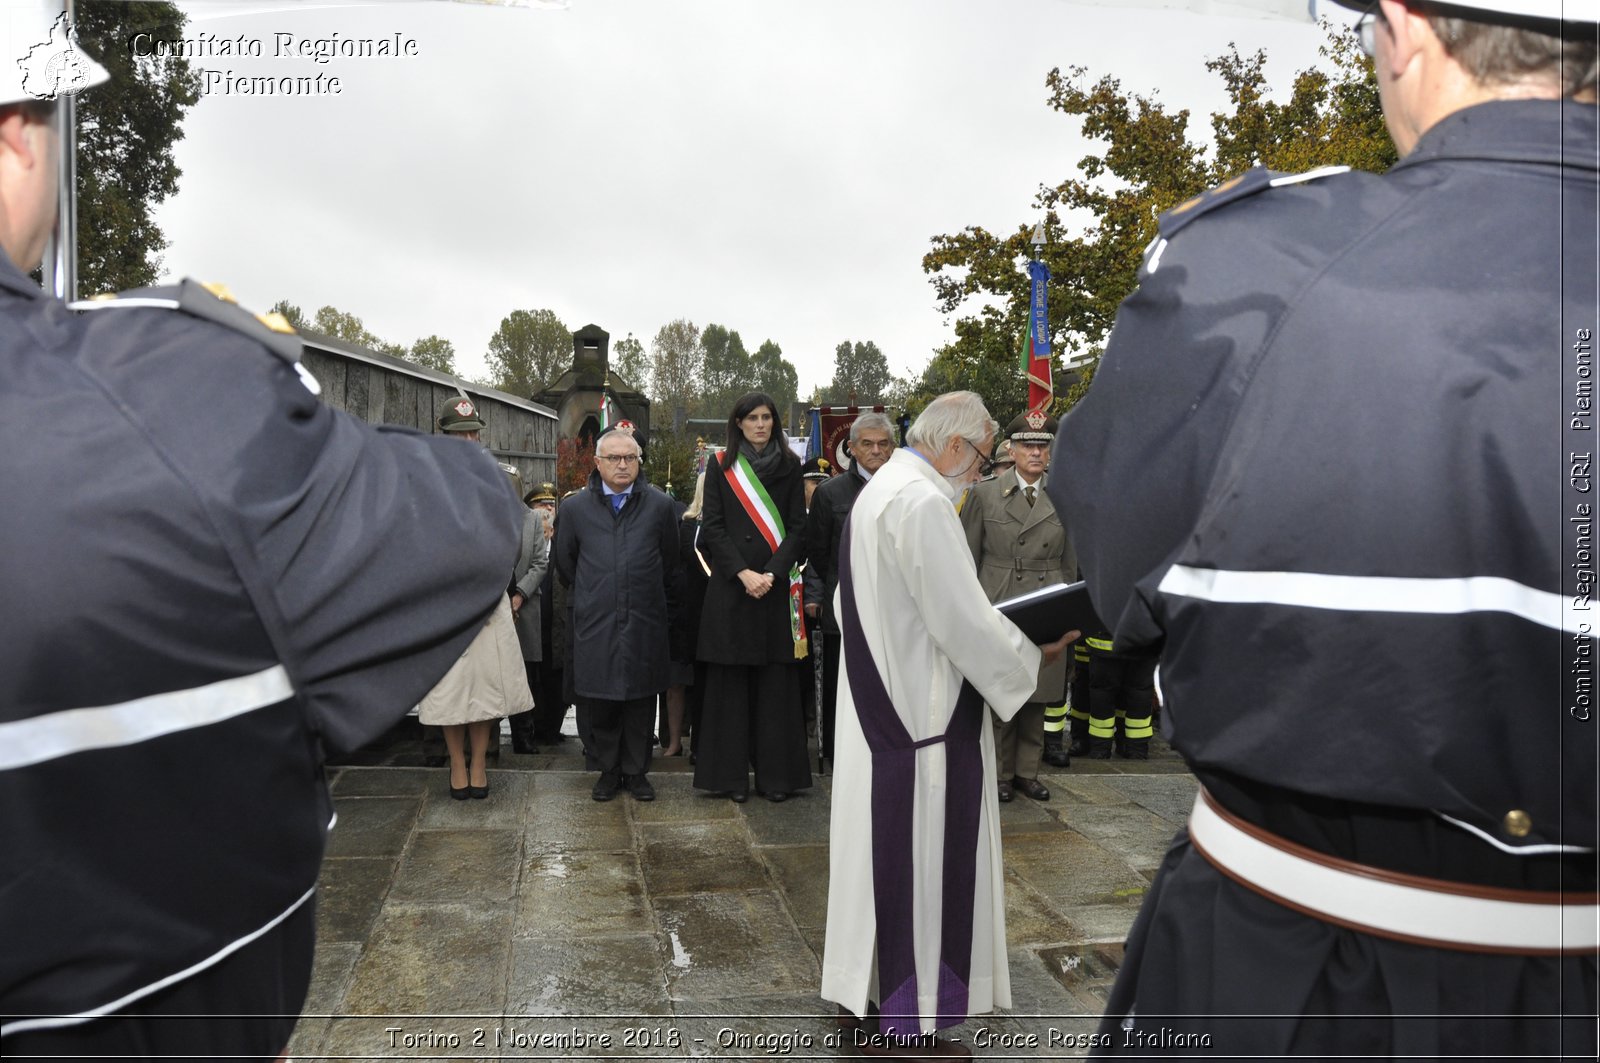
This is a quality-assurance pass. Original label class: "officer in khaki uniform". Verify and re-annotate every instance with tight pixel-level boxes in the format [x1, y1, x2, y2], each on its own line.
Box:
[960, 411, 1076, 801]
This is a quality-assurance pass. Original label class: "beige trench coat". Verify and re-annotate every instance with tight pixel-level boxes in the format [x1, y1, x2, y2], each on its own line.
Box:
[417, 594, 533, 725]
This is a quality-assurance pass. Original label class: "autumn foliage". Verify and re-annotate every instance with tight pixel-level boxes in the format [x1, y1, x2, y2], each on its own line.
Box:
[556, 436, 595, 497]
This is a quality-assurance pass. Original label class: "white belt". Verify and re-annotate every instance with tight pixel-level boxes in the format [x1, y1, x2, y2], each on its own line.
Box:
[1187, 787, 1600, 955]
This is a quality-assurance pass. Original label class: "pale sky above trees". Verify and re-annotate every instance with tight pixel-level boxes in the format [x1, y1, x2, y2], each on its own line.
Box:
[154, 0, 1356, 398]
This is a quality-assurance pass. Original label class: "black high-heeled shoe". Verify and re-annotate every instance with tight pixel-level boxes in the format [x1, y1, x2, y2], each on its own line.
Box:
[449, 783, 470, 801]
[469, 782, 489, 800]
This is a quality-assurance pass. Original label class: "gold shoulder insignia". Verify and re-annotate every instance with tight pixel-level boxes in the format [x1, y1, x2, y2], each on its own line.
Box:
[199, 280, 238, 304]
[256, 311, 297, 335]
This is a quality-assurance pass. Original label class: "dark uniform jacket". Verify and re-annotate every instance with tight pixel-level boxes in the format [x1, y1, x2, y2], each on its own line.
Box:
[554, 475, 680, 701]
[1051, 100, 1598, 1059]
[1054, 99, 1598, 856]
[0, 270, 522, 1033]
[697, 451, 807, 664]
[803, 460, 869, 635]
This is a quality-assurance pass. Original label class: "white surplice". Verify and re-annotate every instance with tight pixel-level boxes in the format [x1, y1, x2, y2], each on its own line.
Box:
[820, 449, 1043, 1032]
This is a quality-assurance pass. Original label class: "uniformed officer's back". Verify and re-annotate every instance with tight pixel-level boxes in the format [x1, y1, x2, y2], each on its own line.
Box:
[0, 10, 526, 1051]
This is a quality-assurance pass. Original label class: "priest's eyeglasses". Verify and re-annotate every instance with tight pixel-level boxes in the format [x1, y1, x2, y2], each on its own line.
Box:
[964, 439, 997, 478]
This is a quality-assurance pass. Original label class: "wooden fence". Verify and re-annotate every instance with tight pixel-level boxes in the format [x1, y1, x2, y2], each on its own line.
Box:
[298, 332, 558, 487]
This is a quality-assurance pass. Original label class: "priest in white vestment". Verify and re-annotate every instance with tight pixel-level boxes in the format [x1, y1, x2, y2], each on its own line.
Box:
[821, 392, 1076, 1050]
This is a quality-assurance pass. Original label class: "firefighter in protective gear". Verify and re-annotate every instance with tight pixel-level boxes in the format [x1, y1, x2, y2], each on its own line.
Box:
[1082, 632, 1155, 760]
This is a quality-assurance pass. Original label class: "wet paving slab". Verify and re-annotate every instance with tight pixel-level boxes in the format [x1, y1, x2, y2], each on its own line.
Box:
[1002, 830, 1153, 907]
[1094, 774, 1198, 826]
[416, 772, 535, 830]
[316, 858, 397, 944]
[1048, 804, 1182, 873]
[656, 890, 820, 1002]
[640, 820, 770, 896]
[523, 792, 634, 853]
[515, 849, 653, 939]
[759, 844, 830, 929]
[326, 795, 421, 859]
[389, 829, 523, 904]
[288, 755, 1198, 1062]
[341, 902, 514, 1015]
[508, 933, 672, 1017]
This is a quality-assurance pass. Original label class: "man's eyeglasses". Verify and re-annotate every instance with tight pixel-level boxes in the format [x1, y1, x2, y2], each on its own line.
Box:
[1355, 5, 1384, 58]
[853, 439, 894, 451]
[965, 439, 997, 478]
[597, 454, 639, 466]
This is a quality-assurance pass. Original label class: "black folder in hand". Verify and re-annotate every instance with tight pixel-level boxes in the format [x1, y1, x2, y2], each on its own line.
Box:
[996, 580, 1103, 644]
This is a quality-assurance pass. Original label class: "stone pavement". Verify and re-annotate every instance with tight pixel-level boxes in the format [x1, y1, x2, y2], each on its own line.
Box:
[288, 731, 1196, 1062]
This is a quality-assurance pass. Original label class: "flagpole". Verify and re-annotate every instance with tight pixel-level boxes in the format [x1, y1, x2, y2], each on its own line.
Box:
[41, 0, 79, 301]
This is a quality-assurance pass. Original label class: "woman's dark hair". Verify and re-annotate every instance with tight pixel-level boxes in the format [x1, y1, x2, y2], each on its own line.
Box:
[720, 392, 795, 470]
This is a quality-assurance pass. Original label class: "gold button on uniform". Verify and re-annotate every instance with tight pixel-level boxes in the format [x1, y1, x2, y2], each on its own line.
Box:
[1503, 810, 1532, 837]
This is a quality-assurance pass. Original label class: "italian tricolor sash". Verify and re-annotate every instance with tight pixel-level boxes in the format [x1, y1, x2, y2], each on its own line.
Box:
[727, 454, 808, 658]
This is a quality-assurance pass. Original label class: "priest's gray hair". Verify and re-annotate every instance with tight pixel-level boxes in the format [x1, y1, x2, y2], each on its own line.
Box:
[849, 411, 895, 442]
[905, 392, 997, 453]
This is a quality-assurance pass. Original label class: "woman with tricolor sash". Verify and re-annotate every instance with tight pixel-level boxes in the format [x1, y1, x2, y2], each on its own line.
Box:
[693, 392, 814, 803]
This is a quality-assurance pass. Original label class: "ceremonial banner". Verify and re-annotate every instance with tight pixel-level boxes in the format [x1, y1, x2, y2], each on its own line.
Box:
[1020, 259, 1052, 414]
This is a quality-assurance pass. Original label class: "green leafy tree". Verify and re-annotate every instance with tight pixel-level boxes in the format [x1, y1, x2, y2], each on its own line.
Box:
[699, 324, 750, 417]
[650, 318, 702, 433]
[611, 332, 649, 391]
[826, 340, 893, 404]
[641, 428, 699, 499]
[750, 339, 799, 422]
[487, 308, 570, 397]
[918, 20, 1395, 418]
[312, 305, 384, 348]
[268, 300, 306, 330]
[911, 319, 1028, 423]
[409, 335, 456, 375]
[74, 2, 200, 295]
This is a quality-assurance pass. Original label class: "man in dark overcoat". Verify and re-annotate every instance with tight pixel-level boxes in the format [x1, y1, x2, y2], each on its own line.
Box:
[803, 411, 897, 768]
[554, 427, 680, 802]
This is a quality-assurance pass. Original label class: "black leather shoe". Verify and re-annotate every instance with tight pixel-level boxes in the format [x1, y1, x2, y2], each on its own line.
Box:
[729, 789, 749, 804]
[592, 773, 620, 802]
[469, 783, 489, 799]
[1013, 776, 1050, 801]
[627, 774, 656, 801]
[449, 784, 470, 801]
[766, 791, 788, 803]
[997, 781, 1014, 803]
[1042, 746, 1071, 768]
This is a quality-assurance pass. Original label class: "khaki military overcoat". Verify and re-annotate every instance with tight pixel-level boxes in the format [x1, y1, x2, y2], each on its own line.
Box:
[960, 468, 1075, 703]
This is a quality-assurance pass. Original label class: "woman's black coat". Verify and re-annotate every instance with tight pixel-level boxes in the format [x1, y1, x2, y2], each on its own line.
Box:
[696, 453, 807, 665]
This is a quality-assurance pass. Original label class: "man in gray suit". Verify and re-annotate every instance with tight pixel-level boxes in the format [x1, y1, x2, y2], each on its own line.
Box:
[960, 411, 1076, 801]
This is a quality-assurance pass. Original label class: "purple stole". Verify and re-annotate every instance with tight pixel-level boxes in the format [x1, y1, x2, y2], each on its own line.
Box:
[837, 515, 985, 1037]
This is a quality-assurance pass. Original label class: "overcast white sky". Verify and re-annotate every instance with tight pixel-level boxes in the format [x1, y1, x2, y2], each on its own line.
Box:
[152, 0, 1360, 395]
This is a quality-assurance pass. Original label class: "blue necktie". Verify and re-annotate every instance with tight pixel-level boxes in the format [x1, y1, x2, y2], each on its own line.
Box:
[612, 493, 625, 513]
